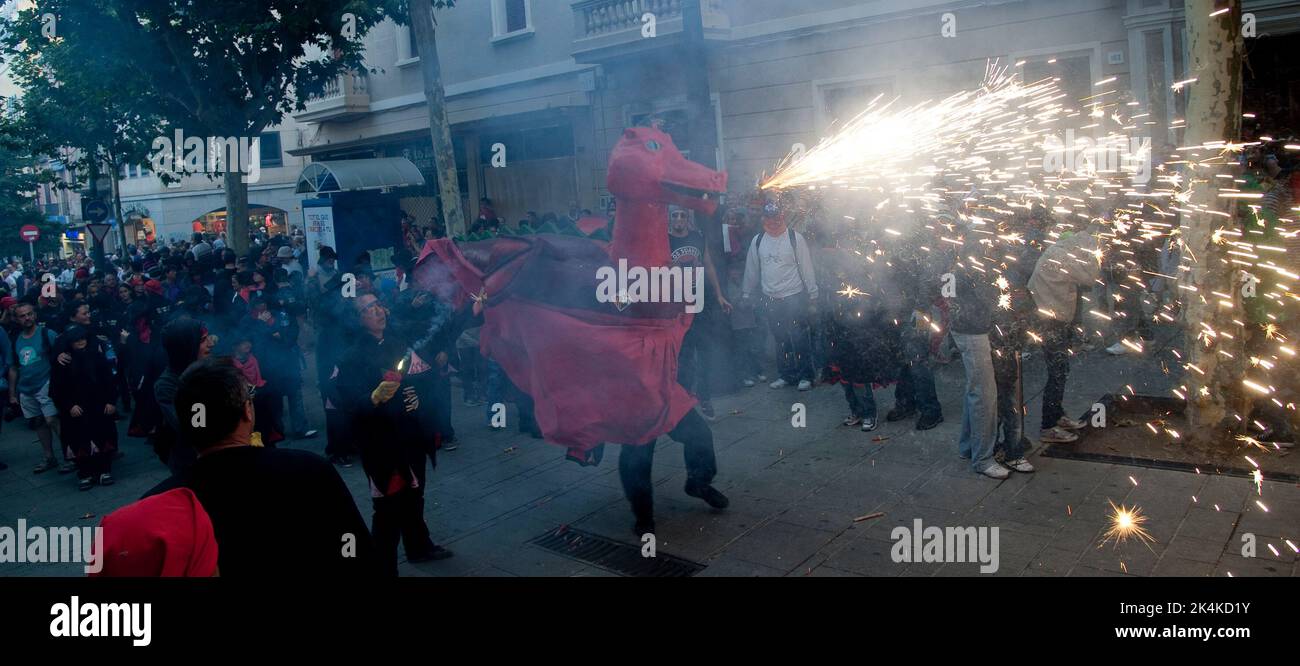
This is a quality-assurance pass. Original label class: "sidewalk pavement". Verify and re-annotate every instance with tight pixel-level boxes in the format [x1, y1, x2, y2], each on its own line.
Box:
[1, 344, 1294, 577]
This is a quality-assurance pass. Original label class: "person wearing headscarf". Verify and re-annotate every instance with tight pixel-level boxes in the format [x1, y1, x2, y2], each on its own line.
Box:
[153, 318, 214, 476]
[91, 488, 219, 577]
[49, 325, 119, 490]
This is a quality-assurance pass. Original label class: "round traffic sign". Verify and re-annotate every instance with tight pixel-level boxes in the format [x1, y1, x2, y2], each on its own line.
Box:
[20, 224, 39, 242]
[83, 199, 110, 223]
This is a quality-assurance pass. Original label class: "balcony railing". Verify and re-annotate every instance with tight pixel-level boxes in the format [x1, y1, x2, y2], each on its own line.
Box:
[293, 71, 371, 123]
[572, 0, 728, 61]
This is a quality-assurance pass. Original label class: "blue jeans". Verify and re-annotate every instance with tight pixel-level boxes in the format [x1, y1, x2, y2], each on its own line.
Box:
[952, 332, 998, 472]
[842, 382, 877, 419]
[765, 294, 815, 383]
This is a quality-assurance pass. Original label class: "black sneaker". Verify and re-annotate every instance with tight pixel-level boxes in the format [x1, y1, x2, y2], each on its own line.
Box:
[861, 417, 878, 432]
[633, 519, 656, 537]
[328, 454, 353, 468]
[916, 413, 944, 431]
[78, 477, 94, 491]
[699, 401, 716, 420]
[886, 406, 916, 422]
[98, 473, 114, 486]
[684, 482, 730, 509]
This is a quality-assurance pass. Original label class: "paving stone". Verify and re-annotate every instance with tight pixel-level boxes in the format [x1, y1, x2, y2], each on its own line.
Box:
[1152, 557, 1216, 576]
[820, 535, 907, 576]
[723, 519, 838, 572]
[1175, 507, 1242, 543]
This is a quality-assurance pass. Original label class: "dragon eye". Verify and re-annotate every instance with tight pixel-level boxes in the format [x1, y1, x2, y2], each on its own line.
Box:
[645, 140, 661, 152]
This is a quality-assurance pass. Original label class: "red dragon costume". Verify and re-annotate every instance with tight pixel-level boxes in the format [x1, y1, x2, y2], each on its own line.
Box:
[414, 126, 727, 453]
[413, 126, 730, 533]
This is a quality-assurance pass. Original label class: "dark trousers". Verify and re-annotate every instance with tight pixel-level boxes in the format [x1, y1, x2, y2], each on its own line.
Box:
[766, 294, 815, 383]
[75, 451, 111, 480]
[457, 346, 485, 402]
[1040, 319, 1072, 430]
[370, 463, 433, 576]
[731, 327, 763, 378]
[678, 315, 713, 402]
[842, 382, 878, 419]
[992, 346, 1026, 459]
[618, 409, 717, 523]
[895, 363, 941, 418]
[324, 405, 355, 457]
[893, 325, 941, 418]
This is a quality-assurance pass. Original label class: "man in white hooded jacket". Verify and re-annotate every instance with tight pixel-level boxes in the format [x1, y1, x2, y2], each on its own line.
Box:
[1028, 223, 1103, 443]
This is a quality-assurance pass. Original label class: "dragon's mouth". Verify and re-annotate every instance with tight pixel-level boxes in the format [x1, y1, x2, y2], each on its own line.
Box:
[662, 181, 720, 200]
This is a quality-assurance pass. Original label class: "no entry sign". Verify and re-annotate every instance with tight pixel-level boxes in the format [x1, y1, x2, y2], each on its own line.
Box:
[20, 225, 39, 242]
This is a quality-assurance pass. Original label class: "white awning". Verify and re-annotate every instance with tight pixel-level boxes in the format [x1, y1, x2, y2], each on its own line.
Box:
[295, 157, 426, 194]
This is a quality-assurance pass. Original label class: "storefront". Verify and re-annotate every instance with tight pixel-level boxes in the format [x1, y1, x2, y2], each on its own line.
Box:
[189, 205, 291, 238]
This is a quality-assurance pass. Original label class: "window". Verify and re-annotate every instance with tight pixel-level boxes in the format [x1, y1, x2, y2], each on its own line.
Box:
[504, 0, 527, 33]
[396, 24, 419, 64]
[478, 125, 575, 163]
[491, 0, 532, 40]
[259, 131, 283, 169]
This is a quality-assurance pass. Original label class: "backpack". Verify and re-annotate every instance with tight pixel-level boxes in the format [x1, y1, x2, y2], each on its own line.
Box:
[751, 228, 809, 298]
[10, 324, 56, 376]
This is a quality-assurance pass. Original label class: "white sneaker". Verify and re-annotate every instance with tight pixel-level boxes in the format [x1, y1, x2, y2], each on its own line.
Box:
[1040, 426, 1079, 443]
[742, 378, 756, 387]
[797, 380, 812, 391]
[1106, 342, 1128, 355]
[979, 463, 1011, 479]
[1056, 416, 1086, 430]
[756, 374, 768, 382]
[1004, 457, 1035, 473]
[769, 378, 788, 389]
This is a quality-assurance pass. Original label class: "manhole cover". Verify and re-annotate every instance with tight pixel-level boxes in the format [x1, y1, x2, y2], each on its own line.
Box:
[530, 526, 705, 577]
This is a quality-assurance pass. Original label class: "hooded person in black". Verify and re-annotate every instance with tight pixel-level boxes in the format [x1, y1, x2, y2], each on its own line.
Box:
[153, 318, 214, 476]
[390, 287, 462, 453]
[123, 293, 167, 438]
[336, 292, 451, 574]
[49, 325, 119, 490]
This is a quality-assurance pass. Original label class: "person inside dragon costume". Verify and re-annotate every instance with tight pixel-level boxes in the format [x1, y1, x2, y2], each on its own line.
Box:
[414, 126, 731, 535]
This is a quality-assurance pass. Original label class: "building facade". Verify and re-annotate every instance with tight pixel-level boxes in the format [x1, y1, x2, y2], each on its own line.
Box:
[111, 0, 1300, 239]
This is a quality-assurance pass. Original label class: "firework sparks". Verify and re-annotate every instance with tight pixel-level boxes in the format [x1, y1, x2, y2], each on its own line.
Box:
[1101, 500, 1155, 547]
[837, 284, 866, 298]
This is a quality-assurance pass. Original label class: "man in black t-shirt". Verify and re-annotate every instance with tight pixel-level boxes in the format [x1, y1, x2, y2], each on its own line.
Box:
[668, 207, 731, 419]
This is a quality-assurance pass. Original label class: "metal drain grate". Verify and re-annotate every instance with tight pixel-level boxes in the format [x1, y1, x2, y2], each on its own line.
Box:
[530, 526, 705, 577]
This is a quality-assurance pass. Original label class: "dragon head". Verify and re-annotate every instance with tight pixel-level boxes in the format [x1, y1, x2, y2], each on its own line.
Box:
[606, 126, 727, 216]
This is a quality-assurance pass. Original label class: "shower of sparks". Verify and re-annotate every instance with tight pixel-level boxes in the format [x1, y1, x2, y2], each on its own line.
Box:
[761, 62, 1065, 190]
[1101, 501, 1155, 547]
[837, 284, 866, 298]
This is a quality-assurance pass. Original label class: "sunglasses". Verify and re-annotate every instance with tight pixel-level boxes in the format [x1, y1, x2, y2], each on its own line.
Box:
[670, 212, 688, 219]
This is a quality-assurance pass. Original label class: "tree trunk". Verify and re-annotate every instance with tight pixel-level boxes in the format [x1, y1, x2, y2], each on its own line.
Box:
[1182, 0, 1245, 436]
[224, 168, 250, 255]
[411, 0, 466, 238]
[105, 155, 127, 263]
